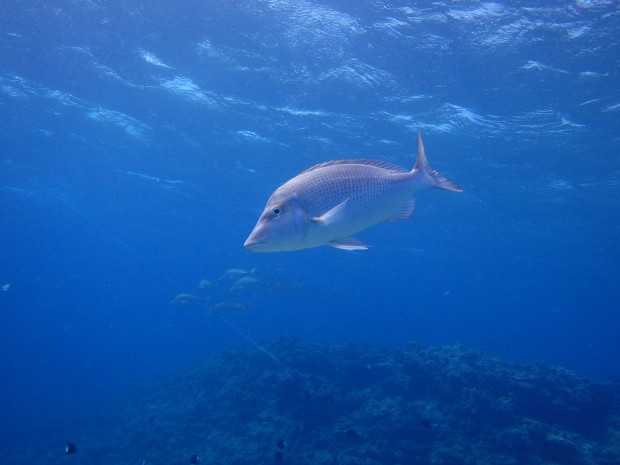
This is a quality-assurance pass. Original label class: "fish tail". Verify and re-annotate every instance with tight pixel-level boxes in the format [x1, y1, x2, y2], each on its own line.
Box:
[414, 132, 463, 192]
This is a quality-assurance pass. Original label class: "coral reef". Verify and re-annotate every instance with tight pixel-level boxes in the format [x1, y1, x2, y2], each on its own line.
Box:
[25, 339, 620, 464]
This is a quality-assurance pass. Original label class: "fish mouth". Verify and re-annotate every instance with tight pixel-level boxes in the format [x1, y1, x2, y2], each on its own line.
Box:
[244, 237, 265, 252]
[245, 236, 283, 253]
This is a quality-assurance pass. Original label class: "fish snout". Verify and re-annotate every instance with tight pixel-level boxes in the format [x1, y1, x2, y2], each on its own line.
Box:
[244, 219, 277, 252]
[244, 235, 263, 252]
[244, 223, 272, 252]
[244, 200, 307, 252]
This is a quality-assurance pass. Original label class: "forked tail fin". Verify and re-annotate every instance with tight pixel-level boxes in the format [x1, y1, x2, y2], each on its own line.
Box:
[414, 132, 463, 192]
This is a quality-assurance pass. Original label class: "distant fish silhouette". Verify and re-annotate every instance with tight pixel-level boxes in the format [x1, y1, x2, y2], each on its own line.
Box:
[169, 293, 209, 306]
[276, 438, 286, 449]
[219, 268, 254, 281]
[421, 419, 433, 428]
[229, 276, 260, 294]
[189, 454, 200, 464]
[197, 278, 214, 290]
[65, 443, 76, 455]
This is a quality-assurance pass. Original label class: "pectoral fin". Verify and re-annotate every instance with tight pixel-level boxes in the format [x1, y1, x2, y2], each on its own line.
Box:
[329, 237, 372, 250]
[312, 198, 350, 227]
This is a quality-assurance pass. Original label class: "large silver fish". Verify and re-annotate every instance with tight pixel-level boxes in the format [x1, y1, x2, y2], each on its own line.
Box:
[244, 133, 462, 252]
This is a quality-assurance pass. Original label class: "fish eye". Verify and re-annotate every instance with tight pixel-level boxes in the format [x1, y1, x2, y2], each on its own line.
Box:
[271, 207, 282, 216]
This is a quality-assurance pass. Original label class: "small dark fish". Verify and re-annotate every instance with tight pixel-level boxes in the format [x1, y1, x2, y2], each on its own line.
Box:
[276, 438, 286, 449]
[65, 442, 77, 455]
[274, 451, 284, 461]
[421, 419, 433, 428]
[345, 429, 359, 438]
[189, 454, 200, 464]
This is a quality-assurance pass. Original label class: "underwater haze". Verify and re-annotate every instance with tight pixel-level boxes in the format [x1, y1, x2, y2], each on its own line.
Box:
[1, 0, 619, 459]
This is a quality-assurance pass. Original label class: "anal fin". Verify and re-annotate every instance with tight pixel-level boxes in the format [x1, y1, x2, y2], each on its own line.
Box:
[329, 237, 372, 250]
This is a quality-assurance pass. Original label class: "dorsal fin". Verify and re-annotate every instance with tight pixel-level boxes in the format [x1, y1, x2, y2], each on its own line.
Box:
[299, 158, 409, 175]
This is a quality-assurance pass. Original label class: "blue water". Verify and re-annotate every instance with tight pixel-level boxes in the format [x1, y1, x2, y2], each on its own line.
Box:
[1, 0, 619, 452]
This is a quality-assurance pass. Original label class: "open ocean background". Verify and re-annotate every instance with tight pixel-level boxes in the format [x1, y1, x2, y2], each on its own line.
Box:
[1, 0, 619, 459]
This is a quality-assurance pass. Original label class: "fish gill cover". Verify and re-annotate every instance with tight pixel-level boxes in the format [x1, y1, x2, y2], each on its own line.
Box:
[21, 339, 620, 465]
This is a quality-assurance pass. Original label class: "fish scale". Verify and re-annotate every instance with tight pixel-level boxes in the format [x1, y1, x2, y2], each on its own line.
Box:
[292, 165, 407, 216]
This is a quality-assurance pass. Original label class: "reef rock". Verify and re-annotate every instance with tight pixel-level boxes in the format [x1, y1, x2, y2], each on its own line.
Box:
[22, 339, 620, 465]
